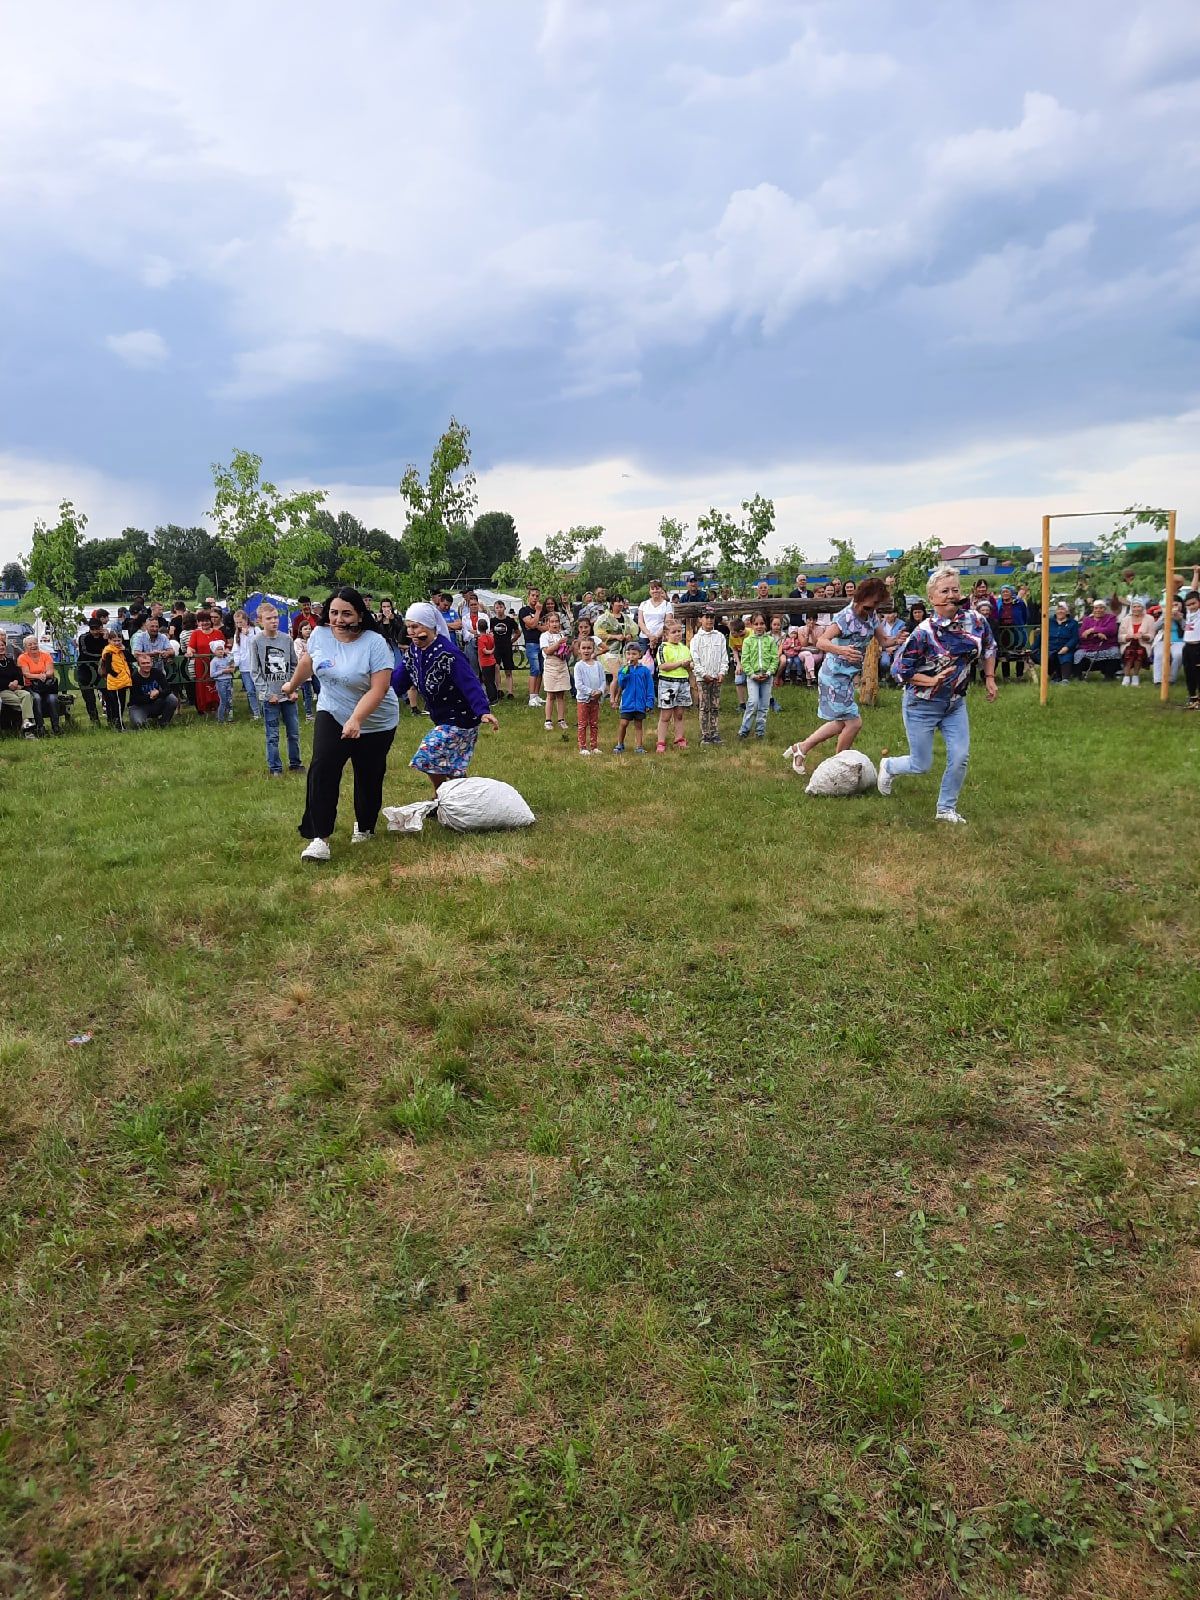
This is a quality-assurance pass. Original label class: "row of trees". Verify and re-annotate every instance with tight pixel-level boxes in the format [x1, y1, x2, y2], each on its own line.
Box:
[18, 421, 524, 630]
[492, 494, 780, 598]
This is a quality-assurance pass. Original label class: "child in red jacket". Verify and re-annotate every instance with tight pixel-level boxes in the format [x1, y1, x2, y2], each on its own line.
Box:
[476, 618, 498, 703]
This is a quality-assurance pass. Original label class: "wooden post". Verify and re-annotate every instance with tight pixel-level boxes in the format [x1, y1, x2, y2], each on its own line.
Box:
[1039, 514, 1051, 705]
[1162, 509, 1177, 704]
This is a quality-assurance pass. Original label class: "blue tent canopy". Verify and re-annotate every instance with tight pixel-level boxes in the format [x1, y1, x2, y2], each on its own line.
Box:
[242, 592, 294, 627]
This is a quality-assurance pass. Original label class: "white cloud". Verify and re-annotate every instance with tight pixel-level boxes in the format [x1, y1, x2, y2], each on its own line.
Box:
[675, 28, 896, 100]
[305, 409, 1200, 566]
[928, 91, 1096, 196]
[0, 452, 166, 564]
[0, 0, 1197, 516]
[104, 328, 169, 368]
[141, 255, 176, 288]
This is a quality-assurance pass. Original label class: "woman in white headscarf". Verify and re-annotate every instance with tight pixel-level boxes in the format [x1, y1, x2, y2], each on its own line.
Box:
[391, 603, 498, 792]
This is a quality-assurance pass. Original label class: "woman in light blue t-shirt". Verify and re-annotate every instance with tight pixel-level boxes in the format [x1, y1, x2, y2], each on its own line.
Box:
[282, 587, 400, 863]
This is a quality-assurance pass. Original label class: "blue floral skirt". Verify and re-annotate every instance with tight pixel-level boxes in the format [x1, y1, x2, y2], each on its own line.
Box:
[817, 667, 860, 723]
[411, 722, 479, 778]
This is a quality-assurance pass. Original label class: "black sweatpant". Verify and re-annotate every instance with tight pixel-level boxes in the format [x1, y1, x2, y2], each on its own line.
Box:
[1184, 641, 1200, 699]
[103, 687, 127, 729]
[299, 710, 396, 840]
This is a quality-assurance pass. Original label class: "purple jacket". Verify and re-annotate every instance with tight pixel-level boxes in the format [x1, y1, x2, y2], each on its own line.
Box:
[391, 637, 491, 728]
[1077, 612, 1118, 653]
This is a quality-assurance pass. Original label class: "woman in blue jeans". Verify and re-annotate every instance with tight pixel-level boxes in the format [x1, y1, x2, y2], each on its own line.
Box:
[877, 565, 998, 824]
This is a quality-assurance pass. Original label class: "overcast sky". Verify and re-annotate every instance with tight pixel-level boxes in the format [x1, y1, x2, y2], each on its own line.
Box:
[1, 0, 1198, 566]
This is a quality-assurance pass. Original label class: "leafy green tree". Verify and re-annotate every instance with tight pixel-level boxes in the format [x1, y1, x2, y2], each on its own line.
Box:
[697, 494, 774, 594]
[309, 511, 409, 588]
[1, 561, 27, 591]
[578, 543, 631, 593]
[658, 515, 711, 575]
[829, 537, 862, 581]
[193, 572, 217, 608]
[146, 557, 176, 606]
[892, 537, 943, 602]
[634, 540, 669, 582]
[778, 544, 809, 582]
[151, 525, 232, 596]
[492, 547, 563, 596]
[470, 511, 519, 579]
[265, 525, 334, 599]
[94, 550, 138, 595]
[21, 499, 88, 635]
[209, 449, 327, 596]
[544, 528, 583, 571]
[399, 417, 476, 604]
[335, 545, 396, 594]
[444, 523, 482, 583]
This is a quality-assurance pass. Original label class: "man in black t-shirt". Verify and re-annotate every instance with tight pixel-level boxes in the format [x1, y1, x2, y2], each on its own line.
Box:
[75, 614, 107, 723]
[517, 589, 545, 706]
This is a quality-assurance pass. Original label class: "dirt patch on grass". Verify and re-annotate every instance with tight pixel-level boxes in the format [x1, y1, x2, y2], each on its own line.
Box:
[391, 851, 537, 884]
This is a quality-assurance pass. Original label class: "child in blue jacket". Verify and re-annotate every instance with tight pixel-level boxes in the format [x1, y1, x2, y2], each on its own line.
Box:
[613, 641, 655, 754]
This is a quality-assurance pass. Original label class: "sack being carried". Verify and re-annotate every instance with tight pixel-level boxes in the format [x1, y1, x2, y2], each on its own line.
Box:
[804, 750, 878, 797]
[383, 777, 536, 834]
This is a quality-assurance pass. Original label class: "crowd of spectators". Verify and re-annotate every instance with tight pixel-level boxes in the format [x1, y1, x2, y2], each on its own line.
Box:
[5, 565, 1200, 740]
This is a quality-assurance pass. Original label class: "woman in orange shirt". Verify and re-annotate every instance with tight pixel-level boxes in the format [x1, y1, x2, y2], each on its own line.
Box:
[17, 635, 62, 734]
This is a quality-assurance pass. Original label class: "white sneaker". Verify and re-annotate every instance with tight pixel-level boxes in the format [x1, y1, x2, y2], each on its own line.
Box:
[935, 808, 967, 825]
[876, 757, 894, 796]
[350, 828, 373, 843]
[1121, 675, 1130, 686]
[1131, 675, 1140, 687]
[528, 694, 544, 707]
[544, 719, 553, 731]
[301, 838, 331, 862]
[578, 747, 590, 757]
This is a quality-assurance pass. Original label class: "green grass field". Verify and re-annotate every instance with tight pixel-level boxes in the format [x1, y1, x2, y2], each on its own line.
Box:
[2, 680, 1198, 1599]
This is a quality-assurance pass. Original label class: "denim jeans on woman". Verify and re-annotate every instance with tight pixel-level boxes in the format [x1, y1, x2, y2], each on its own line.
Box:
[740, 677, 771, 735]
[239, 669, 261, 718]
[888, 692, 970, 812]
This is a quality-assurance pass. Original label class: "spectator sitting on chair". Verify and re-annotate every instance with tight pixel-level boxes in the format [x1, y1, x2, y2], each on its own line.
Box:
[1118, 600, 1156, 687]
[128, 653, 179, 728]
[1047, 602, 1078, 682]
[879, 602, 907, 675]
[17, 635, 61, 735]
[0, 632, 37, 737]
[1075, 600, 1121, 678]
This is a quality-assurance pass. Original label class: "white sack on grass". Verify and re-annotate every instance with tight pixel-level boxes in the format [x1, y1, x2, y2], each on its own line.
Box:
[804, 750, 878, 797]
[383, 778, 535, 835]
[434, 777, 535, 831]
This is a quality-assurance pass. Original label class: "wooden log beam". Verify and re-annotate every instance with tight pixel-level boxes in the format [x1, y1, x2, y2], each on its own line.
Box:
[672, 598, 835, 619]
